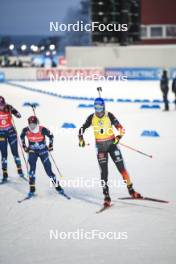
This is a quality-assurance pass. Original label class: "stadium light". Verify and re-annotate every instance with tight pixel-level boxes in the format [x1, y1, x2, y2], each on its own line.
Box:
[40, 46, 45, 51]
[9, 44, 15, 50]
[30, 45, 35, 50]
[21, 44, 27, 51]
[33, 46, 38, 52]
[49, 44, 55, 51]
[46, 51, 51, 56]
[30, 45, 38, 52]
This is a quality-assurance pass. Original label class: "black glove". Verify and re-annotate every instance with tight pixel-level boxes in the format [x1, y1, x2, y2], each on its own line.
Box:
[48, 143, 53, 151]
[16, 112, 21, 118]
[113, 135, 122, 145]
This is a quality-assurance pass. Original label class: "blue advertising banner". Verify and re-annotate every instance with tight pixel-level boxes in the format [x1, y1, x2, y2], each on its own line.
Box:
[105, 67, 163, 80]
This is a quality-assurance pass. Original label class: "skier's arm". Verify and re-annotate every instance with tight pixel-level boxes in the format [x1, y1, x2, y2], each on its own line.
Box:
[78, 114, 93, 137]
[108, 112, 125, 143]
[8, 104, 21, 118]
[20, 128, 28, 152]
[78, 114, 93, 147]
[42, 127, 54, 150]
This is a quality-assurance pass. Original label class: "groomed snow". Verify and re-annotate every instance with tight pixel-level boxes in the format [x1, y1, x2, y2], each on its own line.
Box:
[0, 80, 175, 264]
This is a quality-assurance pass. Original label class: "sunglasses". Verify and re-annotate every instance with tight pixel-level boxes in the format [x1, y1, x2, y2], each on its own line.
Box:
[95, 105, 104, 112]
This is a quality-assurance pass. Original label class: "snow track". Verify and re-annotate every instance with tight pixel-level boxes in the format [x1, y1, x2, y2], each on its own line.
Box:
[0, 81, 176, 264]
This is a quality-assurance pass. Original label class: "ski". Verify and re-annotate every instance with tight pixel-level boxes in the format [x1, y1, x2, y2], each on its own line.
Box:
[96, 204, 114, 214]
[18, 191, 71, 203]
[0, 179, 8, 185]
[19, 175, 28, 182]
[0, 175, 28, 184]
[58, 191, 71, 200]
[18, 194, 36, 203]
[118, 197, 169, 204]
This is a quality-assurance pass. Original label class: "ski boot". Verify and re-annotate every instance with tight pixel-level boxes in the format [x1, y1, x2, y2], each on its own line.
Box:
[1, 170, 8, 184]
[55, 184, 65, 195]
[104, 195, 111, 207]
[17, 166, 24, 178]
[27, 184, 36, 198]
[27, 191, 35, 198]
[127, 183, 142, 198]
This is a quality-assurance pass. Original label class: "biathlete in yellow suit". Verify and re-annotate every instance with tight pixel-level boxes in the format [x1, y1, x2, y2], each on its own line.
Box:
[78, 97, 141, 207]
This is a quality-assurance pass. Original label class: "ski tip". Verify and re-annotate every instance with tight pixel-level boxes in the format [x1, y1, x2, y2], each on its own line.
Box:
[64, 194, 71, 200]
[96, 204, 114, 214]
[63, 194, 71, 200]
[17, 199, 26, 203]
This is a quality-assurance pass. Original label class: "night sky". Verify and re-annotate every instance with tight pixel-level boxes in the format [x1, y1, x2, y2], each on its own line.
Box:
[0, 0, 81, 35]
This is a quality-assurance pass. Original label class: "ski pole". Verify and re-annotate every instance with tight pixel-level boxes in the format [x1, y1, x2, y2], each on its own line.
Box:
[97, 87, 102, 97]
[48, 152, 63, 178]
[11, 115, 29, 175]
[28, 103, 37, 115]
[24, 102, 39, 115]
[119, 142, 153, 159]
[85, 142, 152, 159]
[31, 105, 36, 115]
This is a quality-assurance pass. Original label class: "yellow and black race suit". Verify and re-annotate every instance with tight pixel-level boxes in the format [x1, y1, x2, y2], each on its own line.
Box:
[79, 112, 131, 197]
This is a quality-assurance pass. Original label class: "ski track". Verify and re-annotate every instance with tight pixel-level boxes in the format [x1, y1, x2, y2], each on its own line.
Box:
[0, 81, 176, 264]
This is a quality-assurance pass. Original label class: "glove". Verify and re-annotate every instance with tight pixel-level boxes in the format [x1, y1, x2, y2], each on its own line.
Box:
[23, 144, 29, 153]
[79, 136, 85, 147]
[113, 135, 122, 145]
[48, 143, 53, 152]
[16, 112, 21, 118]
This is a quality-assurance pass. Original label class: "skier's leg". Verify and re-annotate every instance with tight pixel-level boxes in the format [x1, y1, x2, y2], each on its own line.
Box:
[39, 150, 62, 192]
[0, 134, 8, 181]
[7, 127, 23, 176]
[97, 151, 111, 204]
[109, 144, 131, 185]
[109, 144, 141, 198]
[28, 151, 38, 194]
